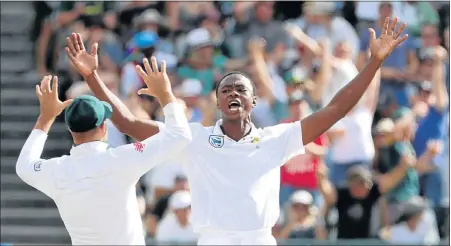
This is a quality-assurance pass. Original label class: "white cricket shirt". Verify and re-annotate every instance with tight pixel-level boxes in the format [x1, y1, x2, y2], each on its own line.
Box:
[158, 120, 305, 233]
[16, 102, 191, 245]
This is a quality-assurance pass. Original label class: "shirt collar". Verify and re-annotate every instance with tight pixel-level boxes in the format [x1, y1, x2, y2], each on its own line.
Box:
[212, 120, 261, 142]
[70, 141, 109, 156]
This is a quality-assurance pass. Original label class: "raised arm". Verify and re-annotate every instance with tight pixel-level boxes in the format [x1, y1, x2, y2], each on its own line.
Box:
[430, 46, 449, 111]
[16, 76, 73, 195]
[65, 33, 160, 141]
[300, 17, 408, 144]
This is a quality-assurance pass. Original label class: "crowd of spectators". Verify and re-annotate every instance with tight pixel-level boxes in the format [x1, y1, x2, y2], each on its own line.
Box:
[30, 1, 449, 244]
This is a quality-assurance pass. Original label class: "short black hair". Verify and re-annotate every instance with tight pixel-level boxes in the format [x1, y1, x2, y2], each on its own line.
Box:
[215, 71, 257, 97]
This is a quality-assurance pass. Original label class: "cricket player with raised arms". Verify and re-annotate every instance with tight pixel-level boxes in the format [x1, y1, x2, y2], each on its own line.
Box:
[15, 59, 192, 245]
[66, 17, 407, 245]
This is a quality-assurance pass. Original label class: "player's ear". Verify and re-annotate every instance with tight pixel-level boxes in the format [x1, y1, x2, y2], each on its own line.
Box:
[252, 96, 257, 108]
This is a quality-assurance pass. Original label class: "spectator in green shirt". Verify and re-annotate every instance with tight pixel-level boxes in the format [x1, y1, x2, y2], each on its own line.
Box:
[177, 28, 228, 96]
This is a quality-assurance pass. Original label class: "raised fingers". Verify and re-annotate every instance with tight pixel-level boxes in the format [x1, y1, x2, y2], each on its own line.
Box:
[394, 22, 406, 40]
[41, 75, 52, 94]
[160, 60, 166, 74]
[66, 36, 77, 56]
[381, 17, 389, 35]
[150, 56, 159, 73]
[387, 17, 398, 35]
[35, 84, 42, 99]
[65, 47, 76, 62]
[394, 34, 409, 47]
[51, 76, 59, 97]
[143, 58, 153, 75]
[76, 33, 86, 51]
[136, 64, 148, 80]
[71, 33, 81, 52]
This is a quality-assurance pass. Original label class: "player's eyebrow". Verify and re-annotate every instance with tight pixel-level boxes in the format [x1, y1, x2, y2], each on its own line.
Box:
[220, 84, 249, 90]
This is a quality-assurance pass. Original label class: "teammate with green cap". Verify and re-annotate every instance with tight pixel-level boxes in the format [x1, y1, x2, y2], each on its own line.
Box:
[16, 63, 192, 245]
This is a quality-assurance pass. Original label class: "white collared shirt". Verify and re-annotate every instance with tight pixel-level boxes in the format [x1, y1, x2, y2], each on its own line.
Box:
[158, 120, 305, 233]
[155, 213, 198, 243]
[16, 102, 191, 245]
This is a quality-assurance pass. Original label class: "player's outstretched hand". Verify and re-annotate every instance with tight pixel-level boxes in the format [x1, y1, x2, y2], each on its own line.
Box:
[65, 33, 98, 78]
[368, 17, 408, 61]
[36, 75, 73, 120]
[135, 57, 173, 100]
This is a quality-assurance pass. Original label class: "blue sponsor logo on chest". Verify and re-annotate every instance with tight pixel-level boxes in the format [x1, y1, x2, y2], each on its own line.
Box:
[209, 135, 224, 148]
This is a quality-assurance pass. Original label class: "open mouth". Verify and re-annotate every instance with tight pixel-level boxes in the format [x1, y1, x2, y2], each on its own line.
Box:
[228, 100, 241, 112]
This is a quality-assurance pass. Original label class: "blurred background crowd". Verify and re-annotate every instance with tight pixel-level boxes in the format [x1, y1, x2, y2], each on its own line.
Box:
[14, 0, 451, 245]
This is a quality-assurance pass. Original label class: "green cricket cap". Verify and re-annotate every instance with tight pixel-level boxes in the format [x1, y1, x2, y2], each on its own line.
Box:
[64, 95, 113, 133]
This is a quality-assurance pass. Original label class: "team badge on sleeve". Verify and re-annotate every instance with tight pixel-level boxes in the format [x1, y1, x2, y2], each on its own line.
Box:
[33, 161, 42, 172]
[209, 135, 224, 148]
[133, 142, 145, 153]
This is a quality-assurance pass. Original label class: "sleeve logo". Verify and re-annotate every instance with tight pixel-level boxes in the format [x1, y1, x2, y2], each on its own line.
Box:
[33, 161, 42, 172]
[133, 142, 145, 153]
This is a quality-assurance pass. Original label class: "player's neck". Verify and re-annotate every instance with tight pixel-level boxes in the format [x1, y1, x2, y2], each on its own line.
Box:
[221, 119, 252, 142]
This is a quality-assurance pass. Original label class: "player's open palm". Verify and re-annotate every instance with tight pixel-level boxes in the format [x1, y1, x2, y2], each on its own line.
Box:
[65, 33, 98, 78]
[135, 57, 172, 99]
[369, 17, 408, 61]
[36, 75, 73, 119]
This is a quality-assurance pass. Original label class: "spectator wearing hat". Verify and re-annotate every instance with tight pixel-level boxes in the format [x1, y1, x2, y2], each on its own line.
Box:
[117, 1, 165, 32]
[274, 190, 323, 240]
[121, 30, 160, 98]
[177, 28, 228, 97]
[144, 174, 189, 236]
[318, 159, 416, 239]
[379, 196, 440, 245]
[131, 9, 174, 54]
[279, 90, 328, 208]
[358, 2, 419, 108]
[155, 190, 198, 243]
[175, 79, 204, 123]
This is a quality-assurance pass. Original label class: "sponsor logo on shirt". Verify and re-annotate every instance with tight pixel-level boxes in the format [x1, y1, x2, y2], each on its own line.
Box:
[347, 203, 364, 220]
[251, 137, 260, 144]
[133, 142, 145, 153]
[33, 161, 42, 172]
[209, 135, 224, 148]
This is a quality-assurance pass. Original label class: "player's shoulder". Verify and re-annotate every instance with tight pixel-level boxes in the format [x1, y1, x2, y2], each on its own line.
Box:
[261, 121, 300, 137]
[188, 122, 210, 135]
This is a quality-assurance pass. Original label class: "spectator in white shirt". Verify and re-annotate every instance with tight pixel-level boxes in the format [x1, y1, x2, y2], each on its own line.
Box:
[379, 196, 440, 245]
[155, 190, 198, 243]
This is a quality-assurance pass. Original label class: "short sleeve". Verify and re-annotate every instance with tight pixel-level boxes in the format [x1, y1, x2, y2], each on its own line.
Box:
[266, 121, 305, 164]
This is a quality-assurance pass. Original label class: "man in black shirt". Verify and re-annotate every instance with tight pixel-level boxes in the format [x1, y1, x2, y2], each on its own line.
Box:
[317, 159, 415, 239]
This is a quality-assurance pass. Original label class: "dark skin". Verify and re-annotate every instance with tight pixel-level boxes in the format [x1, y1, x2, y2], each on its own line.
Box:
[65, 17, 408, 145]
[216, 75, 256, 141]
